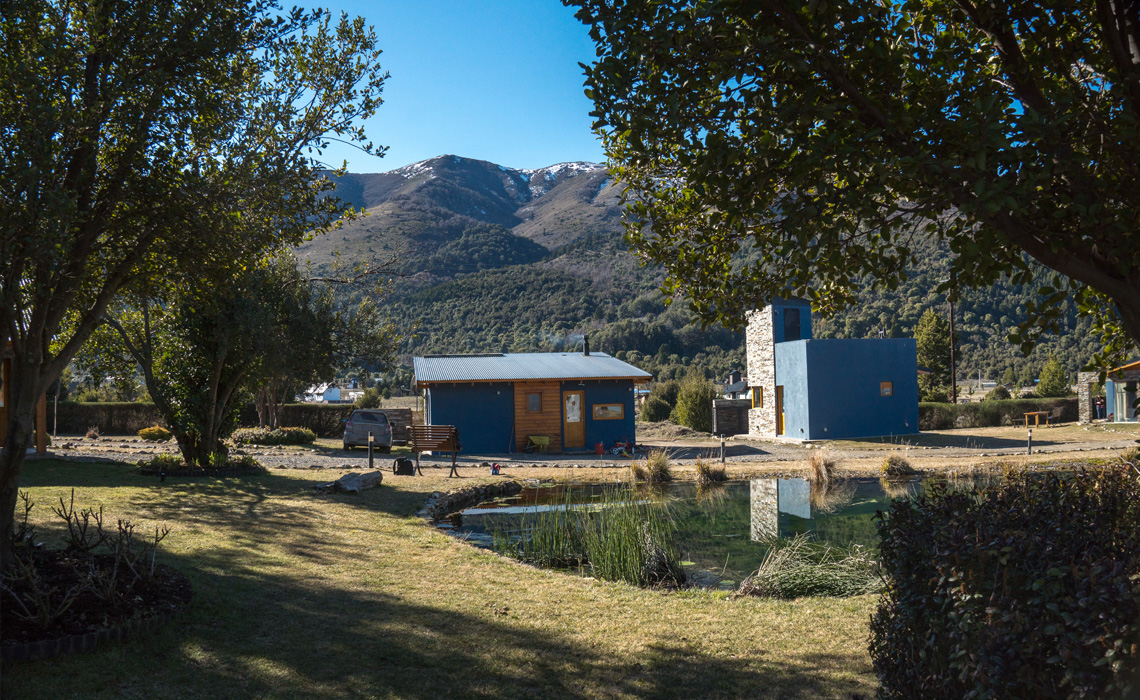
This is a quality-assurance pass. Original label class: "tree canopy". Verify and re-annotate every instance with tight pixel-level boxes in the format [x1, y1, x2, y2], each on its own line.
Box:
[567, 0, 1140, 365]
[0, 0, 387, 566]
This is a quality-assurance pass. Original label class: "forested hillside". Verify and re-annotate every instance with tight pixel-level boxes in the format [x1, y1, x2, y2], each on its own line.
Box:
[304, 156, 1103, 390]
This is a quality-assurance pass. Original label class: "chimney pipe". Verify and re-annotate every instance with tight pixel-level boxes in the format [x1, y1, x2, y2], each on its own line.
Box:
[583, 335, 590, 356]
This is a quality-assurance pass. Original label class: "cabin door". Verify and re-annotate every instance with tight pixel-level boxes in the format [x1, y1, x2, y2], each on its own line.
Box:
[563, 391, 585, 448]
[775, 385, 784, 436]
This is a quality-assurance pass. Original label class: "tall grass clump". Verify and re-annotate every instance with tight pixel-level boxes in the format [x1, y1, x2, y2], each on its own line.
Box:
[492, 489, 582, 569]
[578, 487, 685, 587]
[695, 457, 728, 486]
[808, 448, 838, 485]
[643, 449, 673, 484]
[734, 534, 882, 599]
[492, 485, 685, 587]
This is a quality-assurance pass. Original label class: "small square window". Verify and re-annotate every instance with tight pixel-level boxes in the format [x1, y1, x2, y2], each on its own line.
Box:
[527, 392, 541, 412]
[880, 381, 894, 397]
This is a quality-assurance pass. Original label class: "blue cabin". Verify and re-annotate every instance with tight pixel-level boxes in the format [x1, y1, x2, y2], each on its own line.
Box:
[745, 299, 919, 440]
[413, 349, 651, 454]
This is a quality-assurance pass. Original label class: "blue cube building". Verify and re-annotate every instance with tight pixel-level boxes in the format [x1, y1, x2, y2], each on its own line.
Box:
[413, 348, 651, 454]
[745, 299, 919, 440]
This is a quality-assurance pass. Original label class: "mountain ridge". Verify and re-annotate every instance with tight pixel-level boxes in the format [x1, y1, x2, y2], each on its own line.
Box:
[300, 154, 1099, 389]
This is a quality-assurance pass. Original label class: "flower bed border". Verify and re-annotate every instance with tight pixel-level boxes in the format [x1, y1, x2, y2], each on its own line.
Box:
[1, 566, 193, 663]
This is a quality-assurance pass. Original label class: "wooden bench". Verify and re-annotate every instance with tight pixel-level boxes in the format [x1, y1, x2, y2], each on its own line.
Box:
[409, 425, 461, 477]
[1048, 406, 1065, 426]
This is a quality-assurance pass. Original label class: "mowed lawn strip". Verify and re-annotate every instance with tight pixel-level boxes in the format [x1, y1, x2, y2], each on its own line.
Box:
[1, 460, 876, 700]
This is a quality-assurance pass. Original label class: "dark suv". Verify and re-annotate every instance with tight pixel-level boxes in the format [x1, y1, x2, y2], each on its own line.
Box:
[342, 409, 393, 452]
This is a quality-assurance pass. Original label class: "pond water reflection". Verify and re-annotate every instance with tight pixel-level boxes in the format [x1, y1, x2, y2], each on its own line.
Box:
[446, 474, 1000, 583]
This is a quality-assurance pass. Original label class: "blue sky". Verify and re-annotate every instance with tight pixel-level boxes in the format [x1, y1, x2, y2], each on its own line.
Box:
[320, 0, 604, 173]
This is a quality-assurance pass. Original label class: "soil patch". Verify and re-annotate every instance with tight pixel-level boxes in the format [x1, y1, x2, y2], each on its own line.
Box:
[2, 549, 192, 658]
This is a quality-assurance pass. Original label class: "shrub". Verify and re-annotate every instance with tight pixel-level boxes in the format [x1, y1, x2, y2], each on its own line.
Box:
[355, 387, 382, 409]
[870, 467, 1140, 699]
[231, 426, 316, 446]
[138, 425, 172, 442]
[1036, 356, 1072, 397]
[919, 397, 1077, 430]
[648, 380, 681, 409]
[139, 453, 182, 471]
[671, 371, 717, 433]
[640, 396, 672, 422]
[880, 455, 917, 477]
[984, 385, 1012, 401]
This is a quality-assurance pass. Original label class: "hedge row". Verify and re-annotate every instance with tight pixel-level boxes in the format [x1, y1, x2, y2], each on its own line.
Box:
[52, 402, 166, 435]
[54, 402, 418, 439]
[871, 466, 1140, 698]
[918, 397, 1078, 430]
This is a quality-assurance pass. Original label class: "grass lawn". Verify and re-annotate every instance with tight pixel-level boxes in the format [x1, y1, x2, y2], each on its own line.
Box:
[1, 460, 877, 699]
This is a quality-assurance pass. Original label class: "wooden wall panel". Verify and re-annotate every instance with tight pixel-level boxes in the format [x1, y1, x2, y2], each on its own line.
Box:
[513, 381, 562, 452]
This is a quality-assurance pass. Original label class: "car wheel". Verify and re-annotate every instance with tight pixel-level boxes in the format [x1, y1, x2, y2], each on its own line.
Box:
[343, 444, 352, 451]
[380, 446, 391, 454]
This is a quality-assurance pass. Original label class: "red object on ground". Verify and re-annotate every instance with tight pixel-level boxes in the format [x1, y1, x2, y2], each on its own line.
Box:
[595, 442, 604, 455]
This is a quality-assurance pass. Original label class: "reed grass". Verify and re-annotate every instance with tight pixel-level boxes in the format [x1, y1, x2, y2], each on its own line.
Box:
[734, 534, 883, 600]
[492, 484, 685, 587]
[491, 489, 582, 568]
[808, 448, 839, 485]
[643, 449, 674, 484]
[694, 457, 728, 485]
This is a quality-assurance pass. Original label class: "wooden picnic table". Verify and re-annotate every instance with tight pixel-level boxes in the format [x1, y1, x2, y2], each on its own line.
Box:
[1024, 411, 1050, 427]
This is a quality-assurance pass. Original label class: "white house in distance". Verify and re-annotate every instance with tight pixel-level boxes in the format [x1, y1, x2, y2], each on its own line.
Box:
[301, 383, 341, 403]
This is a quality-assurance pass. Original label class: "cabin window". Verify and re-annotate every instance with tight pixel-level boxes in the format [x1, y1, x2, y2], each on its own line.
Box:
[753, 386, 763, 409]
[880, 381, 894, 397]
[592, 404, 624, 420]
[527, 392, 542, 412]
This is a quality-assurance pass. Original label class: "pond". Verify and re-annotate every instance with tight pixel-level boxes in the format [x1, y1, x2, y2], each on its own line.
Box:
[440, 474, 1001, 587]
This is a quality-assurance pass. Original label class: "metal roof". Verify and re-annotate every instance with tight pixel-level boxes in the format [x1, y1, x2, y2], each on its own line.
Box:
[414, 352, 652, 385]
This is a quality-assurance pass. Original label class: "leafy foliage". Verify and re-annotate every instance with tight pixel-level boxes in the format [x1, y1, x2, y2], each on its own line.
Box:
[138, 426, 172, 442]
[567, 0, 1140, 365]
[919, 398, 1075, 430]
[231, 427, 316, 446]
[1036, 356, 1072, 397]
[985, 385, 1012, 401]
[871, 467, 1140, 699]
[915, 310, 953, 401]
[671, 372, 718, 433]
[0, 0, 388, 565]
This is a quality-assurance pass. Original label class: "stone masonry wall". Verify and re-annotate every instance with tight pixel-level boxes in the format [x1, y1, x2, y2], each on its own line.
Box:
[1077, 371, 1098, 424]
[745, 307, 776, 438]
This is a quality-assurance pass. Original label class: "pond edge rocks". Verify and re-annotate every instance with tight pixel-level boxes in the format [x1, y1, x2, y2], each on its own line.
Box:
[418, 481, 524, 522]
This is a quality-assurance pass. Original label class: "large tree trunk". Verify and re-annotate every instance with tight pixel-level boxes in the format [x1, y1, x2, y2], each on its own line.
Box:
[0, 362, 47, 571]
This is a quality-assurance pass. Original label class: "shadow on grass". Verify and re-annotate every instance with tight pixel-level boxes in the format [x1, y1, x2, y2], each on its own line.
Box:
[17, 459, 438, 522]
[1, 543, 873, 700]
